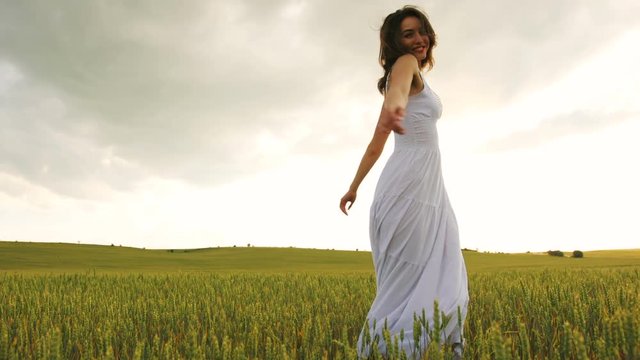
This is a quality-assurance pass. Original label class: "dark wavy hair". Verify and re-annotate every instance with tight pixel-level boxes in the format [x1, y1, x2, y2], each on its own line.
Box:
[377, 6, 437, 94]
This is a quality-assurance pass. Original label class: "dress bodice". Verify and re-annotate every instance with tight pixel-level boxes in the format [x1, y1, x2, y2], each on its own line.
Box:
[375, 73, 446, 205]
[391, 74, 443, 152]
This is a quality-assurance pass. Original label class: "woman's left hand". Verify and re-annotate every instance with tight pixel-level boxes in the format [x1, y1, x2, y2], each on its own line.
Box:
[340, 190, 357, 215]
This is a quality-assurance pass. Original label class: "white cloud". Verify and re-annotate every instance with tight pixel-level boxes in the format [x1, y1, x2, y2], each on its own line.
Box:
[1, 1, 639, 251]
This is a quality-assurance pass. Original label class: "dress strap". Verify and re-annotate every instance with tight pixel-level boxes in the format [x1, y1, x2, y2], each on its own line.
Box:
[385, 71, 391, 94]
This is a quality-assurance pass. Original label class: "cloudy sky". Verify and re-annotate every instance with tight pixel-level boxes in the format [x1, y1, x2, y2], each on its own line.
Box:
[1, 0, 639, 253]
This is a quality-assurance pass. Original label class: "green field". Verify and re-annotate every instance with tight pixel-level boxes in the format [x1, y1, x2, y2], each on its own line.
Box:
[1, 241, 639, 273]
[1, 241, 639, 359]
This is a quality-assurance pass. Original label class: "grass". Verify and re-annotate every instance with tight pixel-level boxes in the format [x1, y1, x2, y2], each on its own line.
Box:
[1, 241, 639, 358]
[1, 240, 638, 274]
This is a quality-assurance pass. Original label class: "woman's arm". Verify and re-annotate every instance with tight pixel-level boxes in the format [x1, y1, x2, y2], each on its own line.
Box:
[339, 56, 419, 215]
[340, 108, 391, 215]
[379, 54, 420, 134]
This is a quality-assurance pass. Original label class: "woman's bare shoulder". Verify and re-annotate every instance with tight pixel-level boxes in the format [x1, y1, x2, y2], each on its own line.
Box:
[390, 55, 422, 94]
[392, 54, 420, 71]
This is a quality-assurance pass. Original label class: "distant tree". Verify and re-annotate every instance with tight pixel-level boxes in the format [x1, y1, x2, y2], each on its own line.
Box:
[547, 250, 564, 257]
[572, 250, 584, 258]
[233, 245, 236, 248]
[247, 243, 251, 247]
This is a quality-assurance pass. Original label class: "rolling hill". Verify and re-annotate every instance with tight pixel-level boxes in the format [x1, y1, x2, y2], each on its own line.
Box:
[1, 241, 638, 273]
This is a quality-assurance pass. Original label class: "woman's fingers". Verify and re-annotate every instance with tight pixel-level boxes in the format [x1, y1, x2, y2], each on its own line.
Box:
[339, 198, 348, 215]
[390, 107, 405, 134]
[340, 199, 348, 215]
[340, 193, 356, 215]
[393, 119, 405, 134]
[382, 106, 405, 134]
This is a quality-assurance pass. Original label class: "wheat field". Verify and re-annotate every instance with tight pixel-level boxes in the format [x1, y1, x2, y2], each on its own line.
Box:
[1, 267, 638, 359]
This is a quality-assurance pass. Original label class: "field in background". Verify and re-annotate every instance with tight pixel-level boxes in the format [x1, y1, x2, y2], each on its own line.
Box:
[1, 241, 639, 273]
[1, 242, 639, 358]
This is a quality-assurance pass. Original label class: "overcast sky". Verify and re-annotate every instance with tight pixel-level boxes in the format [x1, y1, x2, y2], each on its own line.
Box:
[1, 0, 639, 253]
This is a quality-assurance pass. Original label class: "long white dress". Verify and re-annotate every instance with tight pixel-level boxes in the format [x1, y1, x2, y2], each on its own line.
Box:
[357, 73, 469, 358]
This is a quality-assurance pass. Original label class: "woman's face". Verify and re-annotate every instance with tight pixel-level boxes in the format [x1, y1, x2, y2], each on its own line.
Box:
[399, 16, 429, 61]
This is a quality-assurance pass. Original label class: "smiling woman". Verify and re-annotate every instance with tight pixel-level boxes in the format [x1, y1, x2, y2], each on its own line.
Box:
[377, 6, 436, 95]
[339, 5, 468, 359]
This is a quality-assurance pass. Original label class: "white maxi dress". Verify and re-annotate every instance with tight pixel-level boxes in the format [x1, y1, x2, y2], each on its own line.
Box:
[357, 74, 469, 358]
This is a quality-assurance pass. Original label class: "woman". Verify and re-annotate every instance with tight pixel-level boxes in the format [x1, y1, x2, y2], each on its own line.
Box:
[339, 6, 468, 358]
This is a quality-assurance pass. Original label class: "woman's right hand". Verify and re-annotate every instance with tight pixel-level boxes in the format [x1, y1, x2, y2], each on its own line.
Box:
[379, 105, 405, 135]
[340, 190, 357, 215]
